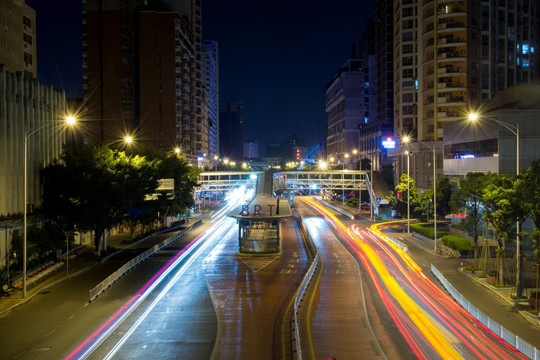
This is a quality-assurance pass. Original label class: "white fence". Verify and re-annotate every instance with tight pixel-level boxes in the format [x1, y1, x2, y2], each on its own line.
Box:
[88, 221, 202, 302]
[431, 264, 540, 360]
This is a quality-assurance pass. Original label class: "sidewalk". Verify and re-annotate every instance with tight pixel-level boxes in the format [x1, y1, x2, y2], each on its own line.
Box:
[0, 224, 182, 316]
[396, 231, 540, 349]
[322, 197, 540, 349]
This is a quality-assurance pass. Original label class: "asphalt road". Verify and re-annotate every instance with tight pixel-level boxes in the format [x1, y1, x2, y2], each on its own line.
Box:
[0, 223, 213, 360]
[298, 198, 410, 360]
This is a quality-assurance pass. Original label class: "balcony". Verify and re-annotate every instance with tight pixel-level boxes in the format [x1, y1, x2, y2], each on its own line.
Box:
[438, 81, 465, 89]
[437, 95, 465, 105]
[437, 66, 463, 74]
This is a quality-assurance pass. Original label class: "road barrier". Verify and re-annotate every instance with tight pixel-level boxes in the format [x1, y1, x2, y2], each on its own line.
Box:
[431, 264, 540, 360]
[89, 221, 202, 302]
[292, 213, 320, 360]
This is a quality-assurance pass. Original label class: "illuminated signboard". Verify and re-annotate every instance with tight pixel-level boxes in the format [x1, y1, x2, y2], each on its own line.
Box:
[382, 136, 396, 149]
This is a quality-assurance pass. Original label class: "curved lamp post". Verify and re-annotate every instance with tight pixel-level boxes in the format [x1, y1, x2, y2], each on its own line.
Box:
[403, 136, 437, 252]
[23, 115, 77, 297]
[469, 112, 521, 296]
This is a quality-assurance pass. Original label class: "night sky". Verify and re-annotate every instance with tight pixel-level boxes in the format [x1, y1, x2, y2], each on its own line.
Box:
[27, 0, 374, 153]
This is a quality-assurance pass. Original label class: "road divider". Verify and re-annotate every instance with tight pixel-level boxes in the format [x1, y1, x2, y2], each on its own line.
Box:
[88, 221, 202, 303]
[292, 213, 321, 360]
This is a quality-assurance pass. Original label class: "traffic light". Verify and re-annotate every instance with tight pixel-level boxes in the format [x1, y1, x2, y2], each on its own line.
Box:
[296, 148, 300, 160]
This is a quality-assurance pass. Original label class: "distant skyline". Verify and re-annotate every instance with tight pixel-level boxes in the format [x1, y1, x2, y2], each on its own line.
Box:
[27, 0, 374, 152]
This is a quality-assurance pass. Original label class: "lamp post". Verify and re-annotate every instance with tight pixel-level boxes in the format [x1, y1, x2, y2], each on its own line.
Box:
[469, 112, 521, 296]
[403, 136, 437, 252]
[23, 116, 76, 297]
[406, 150, 410, 234]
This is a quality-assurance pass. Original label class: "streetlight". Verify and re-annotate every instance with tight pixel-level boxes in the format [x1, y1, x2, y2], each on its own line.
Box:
[402, 136, 437, 252]
[214, 155, 218, 171]
[469, 112, 522, 295]
[23, 115, 76, 297]
[406, 150, 410, 234]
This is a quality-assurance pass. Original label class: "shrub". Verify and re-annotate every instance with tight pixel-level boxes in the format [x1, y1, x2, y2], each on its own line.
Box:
[411, 223, 447, 239]
[442, 235, 473, 252]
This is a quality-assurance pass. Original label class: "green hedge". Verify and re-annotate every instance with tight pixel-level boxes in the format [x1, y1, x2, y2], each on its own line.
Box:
[411, 223, 447, 239]
[442, 235, 473, 252]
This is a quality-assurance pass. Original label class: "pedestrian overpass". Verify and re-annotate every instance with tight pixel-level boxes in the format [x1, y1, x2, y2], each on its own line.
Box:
[196, 170, 378, 212]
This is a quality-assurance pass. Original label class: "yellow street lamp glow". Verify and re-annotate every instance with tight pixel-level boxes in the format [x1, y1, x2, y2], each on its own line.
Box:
[175, 147, 181, 154]
[468, 113, 478, 121]
[352, 149, 358, 155]
[242, 162, 247, 168]
[124, 136, 133, 144]
[330, 157, 335, 162]
[319, 161, 327, 170]
[345, 153, 349, 158]
[402, 135, 410, 143]
[214, 155, 218, 160]
[66, 115, 76, 125]
[231, 161, 236, 166]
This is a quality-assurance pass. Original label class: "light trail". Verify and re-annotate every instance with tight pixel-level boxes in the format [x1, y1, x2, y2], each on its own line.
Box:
[302, 197, 527, 360]
[65, 191, 252, 360]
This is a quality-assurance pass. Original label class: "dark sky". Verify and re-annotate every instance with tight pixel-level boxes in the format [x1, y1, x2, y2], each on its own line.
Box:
[27, 0, 374, 152]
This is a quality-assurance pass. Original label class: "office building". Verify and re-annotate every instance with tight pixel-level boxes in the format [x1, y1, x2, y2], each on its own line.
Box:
[219, 100, 244, 160]
[325, 59, 371, 163]
[243, 139, 259, 159]
[0, 0, 37, 78]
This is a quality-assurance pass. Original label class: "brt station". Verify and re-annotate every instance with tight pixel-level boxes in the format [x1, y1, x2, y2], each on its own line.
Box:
[195, 170, 380, 254]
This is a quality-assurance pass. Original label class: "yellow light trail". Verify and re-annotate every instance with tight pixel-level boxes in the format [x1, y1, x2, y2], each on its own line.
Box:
[303, 198, 464, 360]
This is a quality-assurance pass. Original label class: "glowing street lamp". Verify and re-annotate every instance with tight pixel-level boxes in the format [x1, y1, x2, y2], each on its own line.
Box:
[469, 112, 522, 296]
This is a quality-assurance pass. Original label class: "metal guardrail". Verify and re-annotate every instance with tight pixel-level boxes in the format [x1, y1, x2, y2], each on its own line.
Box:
[292, 214, 320, 360]
[89, 221, 202, 302]
[431, 264, 540, 360]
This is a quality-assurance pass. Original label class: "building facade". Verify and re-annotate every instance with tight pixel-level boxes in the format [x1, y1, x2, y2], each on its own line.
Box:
[82, 0, 205, 161]
[219, 99, 244, 160]
[444, 85, 540, 176]
[243, 139, 259, 159]
[391, 0, 539, 189]
[325, 59, 369, 162]
[0, 0, 37, 78]
[203, 40, 219, 159]
[0, 65, 67, 216]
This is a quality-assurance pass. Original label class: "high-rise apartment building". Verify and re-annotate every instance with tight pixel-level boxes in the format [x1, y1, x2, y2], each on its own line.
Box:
[203, 40, 219, 159]
[325, 59, 371, 162]
[219, 100, 243, 160]
[391, 0, 539, 189]
[354, 21, 391, 172]
[0, 0, 37, 78]
[82, 0, 205, 161]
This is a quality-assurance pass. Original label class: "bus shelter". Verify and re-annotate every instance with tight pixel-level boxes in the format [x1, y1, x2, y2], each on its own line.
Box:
[228, 194, 292, 254]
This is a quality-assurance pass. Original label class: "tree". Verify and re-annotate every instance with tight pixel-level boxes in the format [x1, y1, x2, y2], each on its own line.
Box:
[436, 176, 455, 218]
[113, 151, 160, 237]
[515, 159, 540, 262]
[482, 173, 515, 284]
[42, 145, 141, 256]
[450, 172, 488, 258]
[388, 174, 422, 219]
[137, 147, 200, 228]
